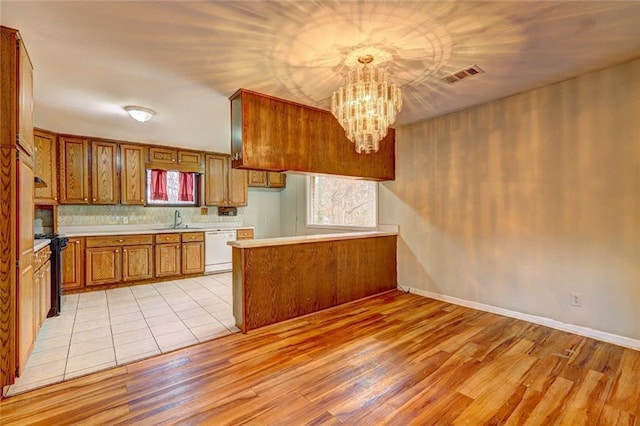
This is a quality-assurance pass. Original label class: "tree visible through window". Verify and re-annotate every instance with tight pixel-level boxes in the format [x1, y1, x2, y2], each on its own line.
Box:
[307, 175, 377, 228]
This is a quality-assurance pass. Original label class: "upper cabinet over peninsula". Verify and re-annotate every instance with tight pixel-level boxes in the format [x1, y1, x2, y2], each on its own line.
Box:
[230, 89, 395, 181]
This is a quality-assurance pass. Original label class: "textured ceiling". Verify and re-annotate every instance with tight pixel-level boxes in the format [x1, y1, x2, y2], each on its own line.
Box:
[2, 1, 640, 152]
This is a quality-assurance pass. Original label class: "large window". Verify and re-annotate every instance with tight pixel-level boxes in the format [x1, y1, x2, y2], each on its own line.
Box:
[146, 170, 198, 206]
[307, 175, 377, 229]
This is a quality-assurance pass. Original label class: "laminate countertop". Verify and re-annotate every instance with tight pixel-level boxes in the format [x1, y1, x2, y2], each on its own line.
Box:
[228, 230, 397, 249]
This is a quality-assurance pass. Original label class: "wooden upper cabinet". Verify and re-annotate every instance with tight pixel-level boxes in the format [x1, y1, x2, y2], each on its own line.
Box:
[120, 144, 146, 205]
[248, 171, 286, 189]
[91, 141, 118, 204]
[177, 151, 202, 167]
[34, 129, 58, 204]
[205, 154, 247, 207]
[229, 165, 248, 206]
[149, 146, 177, 164]
[59, 136, 90, 204]
[230, 89, 395, 181]
[204, 154, 227, 206]
[18, 34, 34, 157]
[248, 171, 268, 187]
[268, 172, 286, 188]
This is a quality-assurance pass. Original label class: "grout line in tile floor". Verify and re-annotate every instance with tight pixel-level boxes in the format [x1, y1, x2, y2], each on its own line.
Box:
[7, 272, 239, 397]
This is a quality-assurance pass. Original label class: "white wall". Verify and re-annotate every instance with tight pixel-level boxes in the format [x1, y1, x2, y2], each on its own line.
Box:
[243, 188, 282, 238]
[380, 59, 640, 340]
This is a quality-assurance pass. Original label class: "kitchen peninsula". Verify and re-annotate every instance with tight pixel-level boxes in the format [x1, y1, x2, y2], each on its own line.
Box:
[229, 229, 397, 332]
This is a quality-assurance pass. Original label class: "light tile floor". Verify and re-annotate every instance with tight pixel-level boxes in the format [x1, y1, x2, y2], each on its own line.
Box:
[7, 272, 238, 396]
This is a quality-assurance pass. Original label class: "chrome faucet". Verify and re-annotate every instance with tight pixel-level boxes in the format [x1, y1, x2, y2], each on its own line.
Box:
[173, 210, 183, 229]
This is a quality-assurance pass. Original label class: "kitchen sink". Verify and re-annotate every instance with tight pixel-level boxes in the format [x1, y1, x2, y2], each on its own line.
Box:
[152, 225, 204, 230]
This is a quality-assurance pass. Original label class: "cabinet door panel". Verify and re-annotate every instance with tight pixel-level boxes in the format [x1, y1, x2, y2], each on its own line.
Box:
[91, 141, 118, 204]
[120, 144, 146, 205]
[40, 261, 51, 325]
[122, 245, 153, 281]
[59, 137, 89, 204]
[34, 130, 58, 203]
[182, 242, 204, 274]
[248, 171, 267, 187]
[155, 244, 181, 277]
[267, 172, 286, 188]
[177, 151, 202, 167]
[204, 154, 227, 206]
[18, 39, 34, 157]
[86, 247, 121, 286]
[61, 238, 84, 291]
[149, 147, 177, 164]
[228, 163, 248, 206]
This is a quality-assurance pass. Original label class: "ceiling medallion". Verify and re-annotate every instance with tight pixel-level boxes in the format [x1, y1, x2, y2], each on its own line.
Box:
[331, 50, 402, 154]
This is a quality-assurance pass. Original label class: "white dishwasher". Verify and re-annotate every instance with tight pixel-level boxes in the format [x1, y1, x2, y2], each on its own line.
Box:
[205, 230, 236, 274]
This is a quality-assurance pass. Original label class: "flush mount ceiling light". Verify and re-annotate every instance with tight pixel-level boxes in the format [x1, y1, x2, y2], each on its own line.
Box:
[124, 105, 155, 123]
[331, 53, 402, 154]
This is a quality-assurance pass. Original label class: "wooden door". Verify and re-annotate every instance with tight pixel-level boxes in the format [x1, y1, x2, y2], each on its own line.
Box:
[182, 242, 204, 274]
[248, 171, 267, 187]
[61, 238, 84, 291]
[204, 154, 227, 206]
[18, 38, 34, 157]
[91, 141, 118, 204]
[86, 247, 121, 286]
[120, 144, 146, 205]
[59, 137, 89, 204]
[267, 172, 286, 188]
[17, 159, 35, 375]
[34, 130, 58, 203]
[155, 244, 181, 277]
[228, 163, 248, 206]
[122, 245, 153, 281]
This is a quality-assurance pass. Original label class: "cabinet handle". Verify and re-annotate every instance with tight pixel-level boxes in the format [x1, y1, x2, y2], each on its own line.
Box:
[123, 249, 127, 253]
[93, 198, 97, 201]
[54, 197, 57, 201]
[84, 198, 88, 201]
[118, 239, 124, 243]
[115, 250, 119, 253]
[75, 241, 79, 245]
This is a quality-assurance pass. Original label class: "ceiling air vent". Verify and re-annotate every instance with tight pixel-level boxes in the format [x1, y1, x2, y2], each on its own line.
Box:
[442, 65, 484, 84]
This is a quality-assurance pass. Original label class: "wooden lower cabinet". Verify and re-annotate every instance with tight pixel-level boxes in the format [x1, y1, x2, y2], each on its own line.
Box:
[86, 247, 122, 286]
[155, 243, 181, 278]
[62, 237, 85, 291]
[86, 235, 153, 287]
[182, 242, 204, 275]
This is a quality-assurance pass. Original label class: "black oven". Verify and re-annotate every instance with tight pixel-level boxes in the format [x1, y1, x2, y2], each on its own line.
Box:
[35, 233, 69, 316]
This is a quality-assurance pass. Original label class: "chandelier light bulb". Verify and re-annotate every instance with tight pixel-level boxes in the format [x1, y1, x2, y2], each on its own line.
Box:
[331, 55, 402, 154]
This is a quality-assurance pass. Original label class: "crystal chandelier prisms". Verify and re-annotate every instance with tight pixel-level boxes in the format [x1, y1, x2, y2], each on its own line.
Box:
[331, 55, 402, 154]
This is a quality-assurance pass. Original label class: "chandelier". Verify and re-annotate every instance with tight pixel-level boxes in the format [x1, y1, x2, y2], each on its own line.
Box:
[331, 55, 402, 154]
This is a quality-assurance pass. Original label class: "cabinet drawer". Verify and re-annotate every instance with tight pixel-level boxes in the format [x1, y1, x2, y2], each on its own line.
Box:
[181, 232, 204, 242]
[156, 233, 181, 244]
[86, 235, 153, 247]
[236, 228, 254, 240]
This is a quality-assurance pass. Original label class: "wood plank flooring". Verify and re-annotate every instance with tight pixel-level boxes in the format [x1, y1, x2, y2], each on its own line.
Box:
[1, 291, 638, 425]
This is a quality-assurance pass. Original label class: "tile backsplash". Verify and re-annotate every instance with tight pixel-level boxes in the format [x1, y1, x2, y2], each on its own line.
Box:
[58, 205, 244, 227]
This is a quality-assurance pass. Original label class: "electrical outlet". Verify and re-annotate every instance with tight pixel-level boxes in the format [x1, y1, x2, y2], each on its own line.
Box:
[570, 292, 582, 307]
[201, 207, 208, 215]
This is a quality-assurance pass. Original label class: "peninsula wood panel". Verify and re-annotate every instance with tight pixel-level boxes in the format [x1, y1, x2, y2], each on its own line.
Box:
[120, 144, 145, 205]
[59, 136, 89, 204]
[235, 235, 397, 331]
[230, 89, 395, 180]
[33, 129, 58, 203]
[3, 292, 638, 424]
[91, 141, 118, 204]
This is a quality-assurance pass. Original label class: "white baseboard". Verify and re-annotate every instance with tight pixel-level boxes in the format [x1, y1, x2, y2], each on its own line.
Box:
[205, 263, 232, 274]
[398, 285, 640, 351]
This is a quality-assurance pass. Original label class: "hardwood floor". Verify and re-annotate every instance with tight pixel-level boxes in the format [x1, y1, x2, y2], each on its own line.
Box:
[1, 291, 638, 425]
